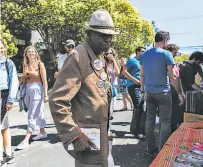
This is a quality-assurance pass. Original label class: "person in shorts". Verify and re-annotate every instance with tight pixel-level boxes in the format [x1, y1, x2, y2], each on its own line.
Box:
[0, 39, 19, 167]
[118, 58, 133, 111]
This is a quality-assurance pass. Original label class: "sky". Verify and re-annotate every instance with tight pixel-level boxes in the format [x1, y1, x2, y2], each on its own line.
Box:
[129, 0, 203, 47]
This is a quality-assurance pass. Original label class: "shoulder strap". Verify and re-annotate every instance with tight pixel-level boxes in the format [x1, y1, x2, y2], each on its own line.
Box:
[5, 58, 9, 75]
[5, 58, 11, 85]
[38, 62, 43, 84]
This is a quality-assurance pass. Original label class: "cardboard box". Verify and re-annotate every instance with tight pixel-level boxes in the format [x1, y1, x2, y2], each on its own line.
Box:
[184, 112, 203, 123]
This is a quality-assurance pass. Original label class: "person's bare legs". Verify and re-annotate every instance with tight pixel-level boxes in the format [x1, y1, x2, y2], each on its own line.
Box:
[1, 128, 12, 155]
[16, 130, 32, 150]
[23, 131, 32, 142]
[40, 128, 46, 134]
[122, 94, 128, 108]
[126, 93, 133, 110]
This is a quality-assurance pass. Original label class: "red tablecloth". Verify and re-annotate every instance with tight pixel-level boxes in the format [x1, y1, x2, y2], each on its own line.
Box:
[150, 122, 203, 167]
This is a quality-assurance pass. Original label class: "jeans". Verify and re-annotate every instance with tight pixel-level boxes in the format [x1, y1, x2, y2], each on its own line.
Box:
[128, 85, 145, 135]
[171, 87, 184, 133]
[145, 91, 172, 152]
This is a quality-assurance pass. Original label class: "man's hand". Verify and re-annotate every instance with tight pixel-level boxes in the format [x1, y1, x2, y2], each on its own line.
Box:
[132, 78, 140, 85]
[178, 94, 184, 106]
[107, 54, 114, 61]
[141, 91, 146, 101]
[72, 133, 97, 152]
[182, 92, 186, 99]
[54, 72, 59, 79]
[44, 96, 49, 103]
[6, 102, 13, 111]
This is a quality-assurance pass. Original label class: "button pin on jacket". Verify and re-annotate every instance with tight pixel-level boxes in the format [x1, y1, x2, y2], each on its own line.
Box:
[97, 80, 104, 88]
[94, 59, 103, 71]
[100, 72, 107, 81]
[104, 81, 111, 89]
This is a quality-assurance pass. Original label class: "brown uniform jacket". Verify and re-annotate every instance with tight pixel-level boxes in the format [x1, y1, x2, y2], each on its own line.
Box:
[49, 40, 111, 164]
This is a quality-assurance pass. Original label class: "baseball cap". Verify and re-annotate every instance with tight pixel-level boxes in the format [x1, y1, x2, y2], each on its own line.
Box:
[62, 39, 75, 47]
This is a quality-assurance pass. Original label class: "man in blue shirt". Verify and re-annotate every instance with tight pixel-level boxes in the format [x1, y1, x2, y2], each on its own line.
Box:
[122, 46, 146, 140]
[140, 31, 175, 154]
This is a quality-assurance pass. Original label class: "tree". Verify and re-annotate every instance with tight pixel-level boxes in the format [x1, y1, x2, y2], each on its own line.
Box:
[174, 55, 189, 63]
[0, 25, 18, 57]
[109, 1, 154, 56]
[1, 0, 154, 59]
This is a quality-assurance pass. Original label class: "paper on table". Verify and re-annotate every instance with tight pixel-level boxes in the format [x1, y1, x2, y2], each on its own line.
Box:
[68, 128, 100, 151]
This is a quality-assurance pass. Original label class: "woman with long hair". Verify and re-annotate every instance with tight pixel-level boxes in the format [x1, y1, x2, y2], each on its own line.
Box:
[0, 39, 19, 166]
[118, 58, 133, 111]
[16, 46, 48, 150]
[106, 48, 120, 119]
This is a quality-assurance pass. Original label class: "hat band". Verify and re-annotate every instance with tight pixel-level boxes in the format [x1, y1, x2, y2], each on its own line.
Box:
[90, 25, 115, 30]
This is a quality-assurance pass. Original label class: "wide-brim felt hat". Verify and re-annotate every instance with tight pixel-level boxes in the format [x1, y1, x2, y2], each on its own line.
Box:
[85, 9, 119, 35]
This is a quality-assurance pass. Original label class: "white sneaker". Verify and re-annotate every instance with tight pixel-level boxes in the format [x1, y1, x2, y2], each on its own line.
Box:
[32, 133, 47, 141]
[16, 141, 29, 150]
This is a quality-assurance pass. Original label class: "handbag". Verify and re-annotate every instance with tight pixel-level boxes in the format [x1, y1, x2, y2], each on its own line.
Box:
[17, 77, 28, 112]
[112, 85, 117, 98]
[130, 98, 146, 135]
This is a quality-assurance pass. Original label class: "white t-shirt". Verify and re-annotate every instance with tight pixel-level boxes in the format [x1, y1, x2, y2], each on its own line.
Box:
[58, 53, 67, 69]
[56, 53, 63, 59]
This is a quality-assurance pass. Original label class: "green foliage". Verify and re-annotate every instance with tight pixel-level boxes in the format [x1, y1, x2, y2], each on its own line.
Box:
[1, 0, 154, 58]
[110, 0, 154, 57]
[0, 25, 18, 57]
[174, 55, 189, 63]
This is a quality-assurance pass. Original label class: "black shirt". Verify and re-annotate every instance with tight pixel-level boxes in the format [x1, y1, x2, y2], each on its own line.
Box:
[179, 61, 196, 92]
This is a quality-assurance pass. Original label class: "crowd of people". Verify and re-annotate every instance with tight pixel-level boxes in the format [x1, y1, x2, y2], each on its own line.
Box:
[1, 9, 203, 167]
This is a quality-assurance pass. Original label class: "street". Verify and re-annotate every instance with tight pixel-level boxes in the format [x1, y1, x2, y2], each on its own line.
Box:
[6, 98, 157, 167]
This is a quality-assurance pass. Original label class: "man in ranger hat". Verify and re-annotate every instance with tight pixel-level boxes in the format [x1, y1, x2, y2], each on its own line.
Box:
[49, 9, 119, 167]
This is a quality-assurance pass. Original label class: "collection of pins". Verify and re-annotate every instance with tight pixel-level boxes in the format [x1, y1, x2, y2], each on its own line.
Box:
[93, 59, 111, 89]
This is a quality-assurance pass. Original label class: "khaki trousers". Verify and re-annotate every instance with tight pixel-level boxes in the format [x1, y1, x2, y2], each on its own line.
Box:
[75, 160, 108, 167]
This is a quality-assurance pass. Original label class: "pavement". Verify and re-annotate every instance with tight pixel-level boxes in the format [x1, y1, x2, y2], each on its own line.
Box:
[1, 97, 157, 167]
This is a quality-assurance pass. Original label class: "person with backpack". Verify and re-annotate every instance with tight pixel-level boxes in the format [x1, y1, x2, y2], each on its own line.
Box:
[16, 46, 48, 150]
[0, 39, 19, 167]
